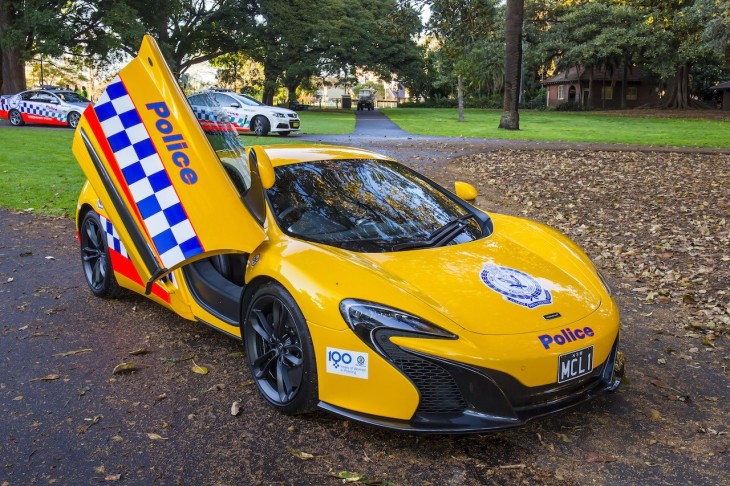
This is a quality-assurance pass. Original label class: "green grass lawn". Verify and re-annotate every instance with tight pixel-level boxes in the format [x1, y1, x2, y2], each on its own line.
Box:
[0, 129, 80, 217]
[0, 110, 354, 216]
[382, 108, 730, 148]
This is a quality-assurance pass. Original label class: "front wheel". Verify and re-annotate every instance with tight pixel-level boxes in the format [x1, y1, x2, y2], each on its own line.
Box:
[67, 111, 81, 129]
[252, 116, 270, 137]
[79, 211, 123, 298]
[8, 109, 24, 126]
[243, 282, 318, 414]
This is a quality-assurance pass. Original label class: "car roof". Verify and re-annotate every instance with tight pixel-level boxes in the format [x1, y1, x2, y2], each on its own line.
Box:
[257, 145, 393, 168]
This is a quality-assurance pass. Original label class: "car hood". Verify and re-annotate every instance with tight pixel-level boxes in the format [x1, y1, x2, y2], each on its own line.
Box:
[337, 215, 604, 335]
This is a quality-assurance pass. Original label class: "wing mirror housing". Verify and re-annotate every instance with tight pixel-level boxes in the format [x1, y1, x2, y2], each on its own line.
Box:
[230, 102, 241, 108]
[454, 181, 477, 202]
[251, 147, 275, 190]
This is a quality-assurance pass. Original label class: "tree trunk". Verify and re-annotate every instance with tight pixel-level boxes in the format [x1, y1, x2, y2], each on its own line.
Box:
[262, 62, 279, 105]
[498, 0, 524, 130]
[457, 74, 464, 122]
[0, 0, 26, 94]
[587, 68, 593, 109]
[286, 79, 299, 103]
[620, 61, 627, 109]
[661, 63, 690, 109]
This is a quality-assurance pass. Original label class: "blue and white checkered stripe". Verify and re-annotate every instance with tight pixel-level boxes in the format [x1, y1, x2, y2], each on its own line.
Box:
[100, 214, 129, 258]
[1, 98, 67, 122]
[191, 106, 248, 128]
[93, 75, 203, 269]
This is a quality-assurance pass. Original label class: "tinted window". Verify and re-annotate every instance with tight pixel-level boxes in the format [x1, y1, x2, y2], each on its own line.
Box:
[55, 91, 88, 103]
[267, 159, 488, 252]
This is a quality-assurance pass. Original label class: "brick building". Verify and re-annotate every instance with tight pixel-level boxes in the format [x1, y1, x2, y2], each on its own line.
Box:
[543, 66, 659, 109]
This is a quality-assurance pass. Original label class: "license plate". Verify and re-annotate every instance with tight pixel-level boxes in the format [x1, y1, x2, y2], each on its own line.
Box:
[291, 121, 300, 128]
[558, 345, 594, 383]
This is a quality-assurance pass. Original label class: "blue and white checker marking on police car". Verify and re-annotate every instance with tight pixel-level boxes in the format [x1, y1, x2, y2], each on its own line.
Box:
[0, 96, 67, 122]
[100, 214, 129, 258]
[93, 75, 203, 269]
[191, 106, 249, 129]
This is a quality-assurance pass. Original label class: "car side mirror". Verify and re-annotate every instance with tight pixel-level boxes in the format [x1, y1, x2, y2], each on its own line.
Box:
[50, 99, 60, 104]
[230, 102, 241, 108]
[454, 181, 477, 202]
[252, 147, 275, 190]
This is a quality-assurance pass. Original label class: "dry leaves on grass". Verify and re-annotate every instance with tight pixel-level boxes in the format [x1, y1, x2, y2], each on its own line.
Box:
[456, 150, 729, 338]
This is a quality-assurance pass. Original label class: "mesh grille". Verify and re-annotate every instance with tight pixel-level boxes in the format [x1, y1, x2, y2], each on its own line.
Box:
[374, 331, 466, 414]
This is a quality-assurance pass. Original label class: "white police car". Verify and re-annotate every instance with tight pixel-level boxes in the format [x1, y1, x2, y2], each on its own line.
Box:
[187, 90, 301, 136]
[0, 89, 90, 128]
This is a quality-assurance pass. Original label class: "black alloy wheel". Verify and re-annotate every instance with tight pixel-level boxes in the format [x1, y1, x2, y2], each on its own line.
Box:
[252, 116, 270, 136]
[67, 111, 81, 129]
[79, 211, 122, 298]
[243, 283, 318, 414]
[8, 109, 24, 126]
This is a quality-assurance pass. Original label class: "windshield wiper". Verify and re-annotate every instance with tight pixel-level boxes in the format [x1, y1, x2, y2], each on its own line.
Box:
[391, 213, 476, 251]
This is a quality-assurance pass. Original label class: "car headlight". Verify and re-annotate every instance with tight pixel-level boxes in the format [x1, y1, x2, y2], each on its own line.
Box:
[272, 112, 286, 118]
[340, 299, 455, 350]
[596, 269, 612, 296]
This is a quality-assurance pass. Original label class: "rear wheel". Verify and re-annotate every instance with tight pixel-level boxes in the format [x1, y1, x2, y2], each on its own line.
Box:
[67, 111, 81, 129]
[252, 116, 270, 136]
[8, 109, 24, 126]
[79, 211, 123, 298]
[243, 282, 318, 414]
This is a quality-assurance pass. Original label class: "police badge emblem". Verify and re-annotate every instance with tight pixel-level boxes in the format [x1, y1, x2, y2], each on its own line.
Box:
[480, 264, 552, 308]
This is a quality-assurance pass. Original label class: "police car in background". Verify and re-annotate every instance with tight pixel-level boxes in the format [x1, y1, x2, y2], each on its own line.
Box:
[187, 90, 301, 137]
[0, 89, 91, 128]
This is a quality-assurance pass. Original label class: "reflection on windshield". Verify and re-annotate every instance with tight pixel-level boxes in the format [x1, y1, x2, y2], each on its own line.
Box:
[267, 159, 487, 252]
[189, 92, 253, 194]
[234, 94, 265, 106]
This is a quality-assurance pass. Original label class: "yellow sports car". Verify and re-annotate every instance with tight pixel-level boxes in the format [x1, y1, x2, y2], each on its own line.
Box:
[73, 36, 623, 432]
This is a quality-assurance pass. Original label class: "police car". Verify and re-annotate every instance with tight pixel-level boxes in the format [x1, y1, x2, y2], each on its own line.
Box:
[188, 90, 301, 136]
[0, 89, 90, 128]
[72, 36, 625, 433]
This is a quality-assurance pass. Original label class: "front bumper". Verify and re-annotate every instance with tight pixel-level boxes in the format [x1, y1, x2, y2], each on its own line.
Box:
[318, 336, 624, 433]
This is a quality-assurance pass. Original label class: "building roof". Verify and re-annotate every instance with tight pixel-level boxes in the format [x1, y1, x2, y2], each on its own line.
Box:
[710, 81, 730, 90]
[543, 66, 648, 85]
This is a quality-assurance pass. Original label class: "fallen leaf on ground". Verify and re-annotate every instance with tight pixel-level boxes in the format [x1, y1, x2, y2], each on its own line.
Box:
[53, 348, 92, 357]
[206, 383, 225, 392]
[332, 471, 363, 482]
[129, 347, 149, 356]
[147, 433, 168, 440]
[191, 364, 208, 375]
[586, 452, 617, 463]
[112, 362, 143, 374]
[289, 449, 314, 460]
[31, 374, 60, 382]
[231, 401, 242, 416]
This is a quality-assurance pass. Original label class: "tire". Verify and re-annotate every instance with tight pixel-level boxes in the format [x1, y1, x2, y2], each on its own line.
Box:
[252, 116, 270, 137]
[79, 211, 123, 298]
[8, 109, 24, 126]
[243, 282, 318, 414]
[67, 111, 81, 129]
[278, 131, 290, 137]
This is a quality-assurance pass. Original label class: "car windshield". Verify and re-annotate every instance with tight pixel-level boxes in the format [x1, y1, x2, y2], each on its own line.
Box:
[267, 159, 488, 252]
[55, 91, 89, 103]
[233, 93, 265, 107]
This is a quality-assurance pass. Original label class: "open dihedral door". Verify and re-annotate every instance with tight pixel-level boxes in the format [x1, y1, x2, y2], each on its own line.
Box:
[72, 35, 267, 296]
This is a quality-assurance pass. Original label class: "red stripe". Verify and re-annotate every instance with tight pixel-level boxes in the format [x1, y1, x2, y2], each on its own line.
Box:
[109, 248, 170, 303]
